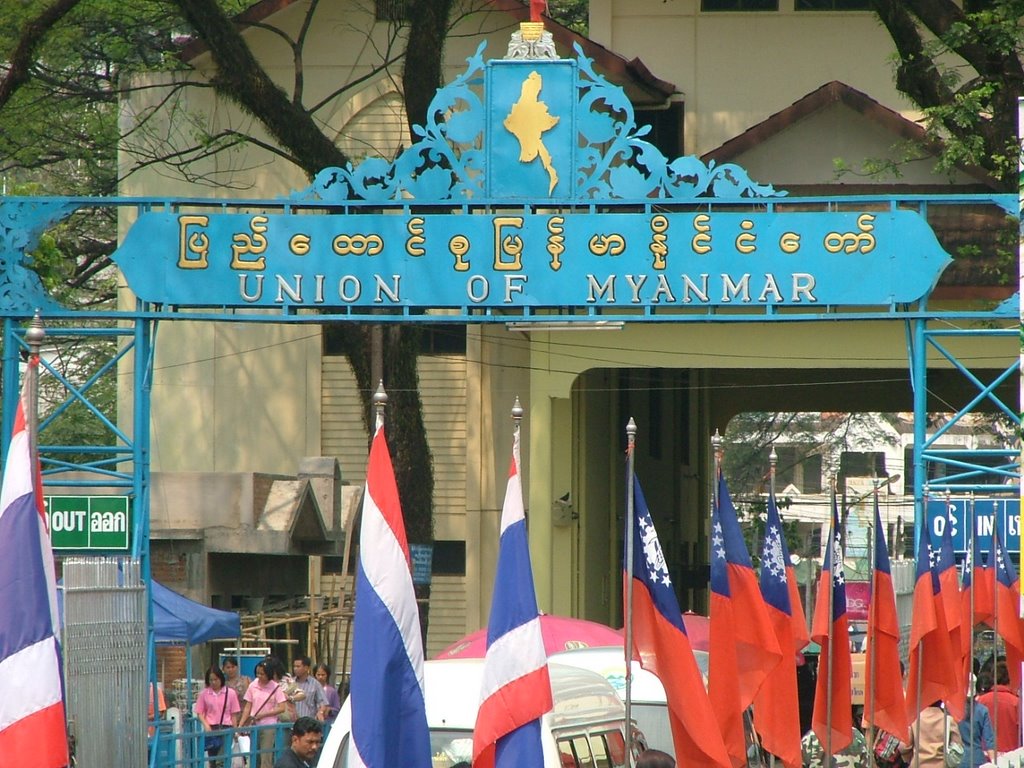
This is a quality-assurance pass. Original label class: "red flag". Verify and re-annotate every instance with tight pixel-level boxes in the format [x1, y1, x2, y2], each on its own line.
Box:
[752, 492, 802, 768]
[960, 525, 992, 681]
[710, 475, 782, 766]
[905, 530, 960, 720]
[934, 510, 965, 720]
[863, 496, 908, 742]
[989, 528, 1024, 691]
[810, 496, 852, 754]
[786, 561, 811, 657]
[626, 475, 731, 768]
[961, 528, 993, 641]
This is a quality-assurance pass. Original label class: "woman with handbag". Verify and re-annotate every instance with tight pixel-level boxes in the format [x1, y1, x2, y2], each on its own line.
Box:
[240, 661, 288, 768]
[196, 666, 241, 766]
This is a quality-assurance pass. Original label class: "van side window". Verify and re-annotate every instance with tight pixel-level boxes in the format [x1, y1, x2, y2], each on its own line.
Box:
[604, 729, 627, 767]
[557, 739, 577, 768]
[591, 732, 612, 768]
[573, 735, 595, 766]
[556, 735, 597, 767]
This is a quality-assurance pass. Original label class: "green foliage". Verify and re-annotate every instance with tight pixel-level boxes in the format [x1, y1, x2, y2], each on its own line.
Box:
[547, 0, 588, 34]
[872, 0, 1024, 187]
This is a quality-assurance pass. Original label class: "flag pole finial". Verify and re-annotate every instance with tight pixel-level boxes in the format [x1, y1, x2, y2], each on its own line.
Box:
[27, 310, 45, 353]
[626, 417, 637, 440]
[373, 380, 387, 424]
[511, 397, 524, 422]
[711, 428, 723, 464]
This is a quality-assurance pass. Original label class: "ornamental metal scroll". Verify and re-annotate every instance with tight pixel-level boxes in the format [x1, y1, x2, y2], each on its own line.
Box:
[0, 199, 77, 313]
[294, 42, 783, 204]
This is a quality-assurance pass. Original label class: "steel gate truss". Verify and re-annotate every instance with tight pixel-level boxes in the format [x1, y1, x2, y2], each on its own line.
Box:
[909, 320, 1021, 522]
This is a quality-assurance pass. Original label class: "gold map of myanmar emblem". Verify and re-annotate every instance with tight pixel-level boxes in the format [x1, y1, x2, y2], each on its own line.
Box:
[503, 71, 560, 194]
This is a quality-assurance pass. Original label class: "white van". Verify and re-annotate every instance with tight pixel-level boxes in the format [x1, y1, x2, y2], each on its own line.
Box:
[550, 647, 763, 767]
[317, 658, 646, 768]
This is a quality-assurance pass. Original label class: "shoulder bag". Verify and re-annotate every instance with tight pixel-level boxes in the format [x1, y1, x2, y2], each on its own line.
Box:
[944, 714, 965, 768]
[205, 690, 230, 755]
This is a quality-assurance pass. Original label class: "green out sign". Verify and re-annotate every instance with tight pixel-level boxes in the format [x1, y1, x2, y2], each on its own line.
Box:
[44, 496, 131, 551]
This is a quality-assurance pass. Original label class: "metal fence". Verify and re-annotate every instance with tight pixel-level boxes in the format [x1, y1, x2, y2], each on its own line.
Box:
[63, 557, 147, 768]
[151, 720, 310, 768]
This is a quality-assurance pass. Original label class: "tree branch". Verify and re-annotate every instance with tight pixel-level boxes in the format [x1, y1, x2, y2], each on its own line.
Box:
[0, 0, 84, 108]
[172, 0, 350, 178]
[402, 0, 456, 132]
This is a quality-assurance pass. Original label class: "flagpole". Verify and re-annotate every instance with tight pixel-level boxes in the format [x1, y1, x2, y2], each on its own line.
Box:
[991, 516, 1001, 760]
[826, 477, 836, 760]
[624, 416, 637, 761]
[866, 483, 879, 753]
[712, 429, 722, 515]
[913, 488, 928, 768]
[966, 492, 976, 745]
[768, 445, 778, 768]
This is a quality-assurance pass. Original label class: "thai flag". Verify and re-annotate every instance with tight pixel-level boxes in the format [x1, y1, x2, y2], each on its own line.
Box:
[473, 418, 552, 768]
[710, 474, 781, 767]
[625, 474, 731, 768]
[863, 496, 908, 742]
[348, 417, 431, 768]
[752, 491, 802, 768]
[810, 496, 852, 754]
[0, 357, 69, 767]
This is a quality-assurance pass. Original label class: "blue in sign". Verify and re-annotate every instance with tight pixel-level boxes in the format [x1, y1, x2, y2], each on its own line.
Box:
[925, 498, 1020, 554]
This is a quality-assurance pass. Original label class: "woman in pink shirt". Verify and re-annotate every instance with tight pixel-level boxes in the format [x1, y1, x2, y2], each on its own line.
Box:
[195, 666, 241, 762]
[240, 661, 288, 768]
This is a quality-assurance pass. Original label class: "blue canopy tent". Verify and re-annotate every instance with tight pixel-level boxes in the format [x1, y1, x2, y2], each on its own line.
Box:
[151, 581, 240, 645]
[58, 579, 241, 643]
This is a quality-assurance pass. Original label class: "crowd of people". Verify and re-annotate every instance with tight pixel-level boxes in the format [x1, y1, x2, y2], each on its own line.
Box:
[193, 654, 341, 768]
[187, 652, 1019, 768]
[800, 659, 1020, 768]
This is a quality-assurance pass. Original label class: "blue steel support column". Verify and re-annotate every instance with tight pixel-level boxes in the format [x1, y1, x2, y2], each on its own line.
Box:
[132, 314, 157, 742]
[912, 317, 928, 539]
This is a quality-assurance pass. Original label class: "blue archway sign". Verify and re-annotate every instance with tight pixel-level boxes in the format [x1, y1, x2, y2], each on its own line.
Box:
[105, 43, 957, 314]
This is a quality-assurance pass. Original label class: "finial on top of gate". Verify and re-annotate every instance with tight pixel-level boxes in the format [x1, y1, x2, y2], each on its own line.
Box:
[505, 0, 557, 60]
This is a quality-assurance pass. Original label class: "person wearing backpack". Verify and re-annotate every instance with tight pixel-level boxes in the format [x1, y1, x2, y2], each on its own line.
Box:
[900, 702, 964, 768]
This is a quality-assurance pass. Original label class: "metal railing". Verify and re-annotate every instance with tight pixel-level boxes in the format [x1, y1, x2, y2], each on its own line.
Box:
[149, 718, 321, 768]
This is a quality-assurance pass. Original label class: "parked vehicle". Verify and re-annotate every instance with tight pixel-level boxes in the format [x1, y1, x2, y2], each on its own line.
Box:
[317, 658, 646, 768]
[550, 647, 765, 767]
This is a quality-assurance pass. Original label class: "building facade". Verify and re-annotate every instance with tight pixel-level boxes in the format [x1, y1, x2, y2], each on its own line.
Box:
[115, 0, 1018, 657]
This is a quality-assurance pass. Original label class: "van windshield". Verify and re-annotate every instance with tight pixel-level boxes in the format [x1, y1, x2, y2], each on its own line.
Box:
[429, 728, 473, 768]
